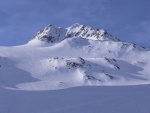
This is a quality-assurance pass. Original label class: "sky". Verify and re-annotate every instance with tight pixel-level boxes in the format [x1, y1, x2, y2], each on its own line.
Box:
[0, 0, 150, 47]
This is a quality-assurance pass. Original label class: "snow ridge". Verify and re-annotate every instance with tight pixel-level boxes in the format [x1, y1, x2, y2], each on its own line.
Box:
[66, 23, 119, 41]
[28, 23, 145, 50]
[30, 23, 119, 44]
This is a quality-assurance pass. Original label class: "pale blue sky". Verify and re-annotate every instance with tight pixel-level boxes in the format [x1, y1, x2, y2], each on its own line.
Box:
[0, 0, 150, 47]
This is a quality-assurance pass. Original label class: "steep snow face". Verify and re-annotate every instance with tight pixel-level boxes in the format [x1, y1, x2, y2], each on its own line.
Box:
[0, 23, 150, 91]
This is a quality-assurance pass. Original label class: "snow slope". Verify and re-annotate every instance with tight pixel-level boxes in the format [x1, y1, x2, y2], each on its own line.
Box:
[0, 85, 150, 113]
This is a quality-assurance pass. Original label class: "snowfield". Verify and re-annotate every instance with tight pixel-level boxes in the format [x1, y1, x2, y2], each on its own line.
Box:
[0, 85, 150, 113]
[0, 23, 150, 113]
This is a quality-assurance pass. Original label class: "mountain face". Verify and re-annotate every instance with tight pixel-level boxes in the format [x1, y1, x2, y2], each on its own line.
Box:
[0, 23, 150, 90]
[28, 23, 144, 50]
[30, 23, 119, 44]
[31, 24, 67, 43]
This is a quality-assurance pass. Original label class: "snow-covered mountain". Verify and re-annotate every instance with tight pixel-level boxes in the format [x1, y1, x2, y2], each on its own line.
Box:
[1, 23, 150, 113]
[0, 23, 150, 90]
[28, 23, 119, 46]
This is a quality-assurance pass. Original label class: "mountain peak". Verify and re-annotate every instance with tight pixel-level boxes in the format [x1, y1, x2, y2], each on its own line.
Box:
[71, 23, 82, 27]
[67, 24, 119, 41]
[33, 23, 119, 43]
[28, 23, 120, 46]
[31, 24, 66, 43]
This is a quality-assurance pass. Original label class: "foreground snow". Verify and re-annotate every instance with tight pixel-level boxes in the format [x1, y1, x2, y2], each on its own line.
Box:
[0, 85, 150, 113]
